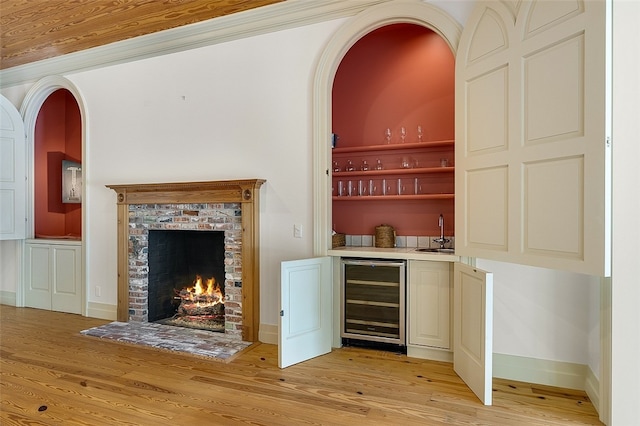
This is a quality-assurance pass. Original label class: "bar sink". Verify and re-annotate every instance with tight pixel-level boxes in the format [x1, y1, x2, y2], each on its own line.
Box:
[415, 248, 455, 254]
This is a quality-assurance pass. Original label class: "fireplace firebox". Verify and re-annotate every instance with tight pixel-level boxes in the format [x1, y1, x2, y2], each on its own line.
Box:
[148, 230, 226, 331]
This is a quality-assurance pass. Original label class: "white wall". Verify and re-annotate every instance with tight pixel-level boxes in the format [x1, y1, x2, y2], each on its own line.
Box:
[64, 18, 346, 326]
[477, 259, 600, 375]
[611, 0, 640, 422]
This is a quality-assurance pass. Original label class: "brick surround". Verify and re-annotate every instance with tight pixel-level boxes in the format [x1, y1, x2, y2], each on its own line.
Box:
[127, 203, 243, 339]
[107, 179, 265, 342]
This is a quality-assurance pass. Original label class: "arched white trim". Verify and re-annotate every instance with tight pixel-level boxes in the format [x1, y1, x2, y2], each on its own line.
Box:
[20, 76, 88, 315]
[312, 1, 462, 255]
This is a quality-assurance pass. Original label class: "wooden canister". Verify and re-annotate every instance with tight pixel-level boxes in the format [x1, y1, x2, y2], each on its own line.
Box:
[375, 224, 395, 248]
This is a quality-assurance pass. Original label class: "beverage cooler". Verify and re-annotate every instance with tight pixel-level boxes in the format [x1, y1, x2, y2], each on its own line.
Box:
[341, 258, 406, 345]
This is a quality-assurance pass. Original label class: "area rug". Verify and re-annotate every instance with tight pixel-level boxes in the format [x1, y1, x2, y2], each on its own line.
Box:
[80, 321, 253, 362]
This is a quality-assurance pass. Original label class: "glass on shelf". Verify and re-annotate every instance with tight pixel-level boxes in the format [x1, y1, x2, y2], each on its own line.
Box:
[345, 160, 355, 172]
[368, 179, 377, 196]
[332, 160, 341, 173]
[417, 125, 423, 142]
[361, 160, 369, 171]
[400, 126, 407, 143]
[374, 159, 384, 170]
[358, 180, 367, 196]
[384, 128, 392, 144]
[397, 178, 406, 195]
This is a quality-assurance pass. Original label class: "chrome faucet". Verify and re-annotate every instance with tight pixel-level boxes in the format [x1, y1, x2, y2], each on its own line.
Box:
[433, 214, 450, 249]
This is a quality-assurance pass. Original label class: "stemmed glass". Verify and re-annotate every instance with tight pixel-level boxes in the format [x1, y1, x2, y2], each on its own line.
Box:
[384, 128, 392, 144]
[400, 126, 407, 143]
[417, 125, 423, 142]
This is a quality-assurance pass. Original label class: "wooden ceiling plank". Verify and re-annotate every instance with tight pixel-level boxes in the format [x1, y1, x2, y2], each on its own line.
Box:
[0, 0, 282, 70]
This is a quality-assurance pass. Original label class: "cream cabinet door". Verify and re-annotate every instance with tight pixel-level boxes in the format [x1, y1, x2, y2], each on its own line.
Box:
[453, 262, 493, 405]
[25, 240, 82, 314]
[407, 260, 451, 349]
[279, 257, 332, 368]
[0, 95, 26, 240]
[455, 0, 610, 276]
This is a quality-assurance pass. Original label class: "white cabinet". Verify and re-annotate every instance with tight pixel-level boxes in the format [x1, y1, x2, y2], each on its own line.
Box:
[407, 260, 451, 353]
[24, 240, 82, 314]
[0, 95, 26, 240]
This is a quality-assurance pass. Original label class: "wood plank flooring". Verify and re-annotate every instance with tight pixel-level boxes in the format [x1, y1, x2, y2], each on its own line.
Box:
[0, 306, 602, 425]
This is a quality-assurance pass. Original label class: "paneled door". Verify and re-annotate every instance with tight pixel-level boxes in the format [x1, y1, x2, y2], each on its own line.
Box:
[0, 95, 25, 240]
[279, 257, 332, 368]
[453, 262, 493, 405]
[455, 0, 610, 276]
[24, 241, 82, 314]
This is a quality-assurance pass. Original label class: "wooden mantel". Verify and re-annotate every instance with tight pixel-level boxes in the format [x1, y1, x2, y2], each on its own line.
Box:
[106, 179, 265, 342]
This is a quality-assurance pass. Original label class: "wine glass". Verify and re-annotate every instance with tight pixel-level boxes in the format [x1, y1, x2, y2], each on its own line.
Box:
[400, 126, 407, 143]
[384, 128, 392, 144]
[417, 125, 423, 142]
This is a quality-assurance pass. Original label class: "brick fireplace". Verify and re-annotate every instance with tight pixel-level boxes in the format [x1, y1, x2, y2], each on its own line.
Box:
[106, 179, 265, 342]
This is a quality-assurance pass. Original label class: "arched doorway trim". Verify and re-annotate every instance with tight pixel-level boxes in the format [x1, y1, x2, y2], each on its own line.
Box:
[312, 1, 462, 254]
[19, 76, 88, 315]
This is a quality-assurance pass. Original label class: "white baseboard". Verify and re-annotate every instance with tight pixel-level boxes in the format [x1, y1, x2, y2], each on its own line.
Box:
[259, 323, 278, 345]
[86, 302, 117, 321]
[584, 365, 600, 412]
[0, 290, 16, 306]
[407, 345, 453, 362]
[493, 353, 590, 391]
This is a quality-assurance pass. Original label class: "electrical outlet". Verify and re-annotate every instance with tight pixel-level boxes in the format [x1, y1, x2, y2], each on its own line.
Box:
[95, 286, 101, 297]
[293, 224, 302, 238]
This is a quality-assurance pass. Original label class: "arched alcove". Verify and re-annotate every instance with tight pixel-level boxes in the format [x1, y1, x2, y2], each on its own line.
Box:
[312, 1, 461, 254]
[21, 76, 88, 240]
[20, 76, 88, 315]
[33, 89, 82, 239]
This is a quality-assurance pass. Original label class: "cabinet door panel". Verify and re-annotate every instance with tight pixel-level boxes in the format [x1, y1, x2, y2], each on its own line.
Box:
[25, 245, 52, 310]
[408, 260, 450, 349]
[0, 95, 26, 240]
[51, 245, 82, 314]
[455, 0, 610, 276]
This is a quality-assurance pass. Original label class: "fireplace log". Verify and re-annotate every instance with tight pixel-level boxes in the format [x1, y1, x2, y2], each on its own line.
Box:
[178, 302, 225, 317]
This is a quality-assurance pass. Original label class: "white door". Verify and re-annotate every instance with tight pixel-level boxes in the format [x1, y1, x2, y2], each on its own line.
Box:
[455, 0, 610, 277]
[0, 95, 26, 240]
[24, 243, 52, 310]
[279, 256, 332, 368]
[453, 262, 493, 405]
[51, 243, 82, 314]
[24, 241, 82, 314]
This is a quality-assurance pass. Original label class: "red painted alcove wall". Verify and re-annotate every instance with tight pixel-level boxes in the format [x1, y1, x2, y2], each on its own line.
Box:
[34, 89, 82, 239]
[331, 24, 455, 237]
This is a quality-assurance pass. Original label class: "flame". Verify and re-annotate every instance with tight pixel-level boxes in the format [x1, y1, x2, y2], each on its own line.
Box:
[184, 275, 224, 306]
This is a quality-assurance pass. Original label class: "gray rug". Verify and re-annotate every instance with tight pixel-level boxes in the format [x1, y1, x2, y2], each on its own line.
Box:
[80, 321, 253, 362]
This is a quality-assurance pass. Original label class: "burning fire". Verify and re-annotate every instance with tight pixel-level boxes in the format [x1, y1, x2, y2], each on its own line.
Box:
[168, 275, 226, 331]
[182, 275, 224, 306]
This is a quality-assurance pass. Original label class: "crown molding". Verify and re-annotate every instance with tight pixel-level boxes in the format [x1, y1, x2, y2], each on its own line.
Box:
[0, 0, 386, 88]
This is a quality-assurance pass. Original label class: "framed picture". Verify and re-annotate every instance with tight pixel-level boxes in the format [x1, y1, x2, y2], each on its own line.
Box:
[62, 160, 82, 203]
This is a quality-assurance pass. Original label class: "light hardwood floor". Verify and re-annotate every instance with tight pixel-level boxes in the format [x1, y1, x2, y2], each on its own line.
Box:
[0, 306, 602, 425]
